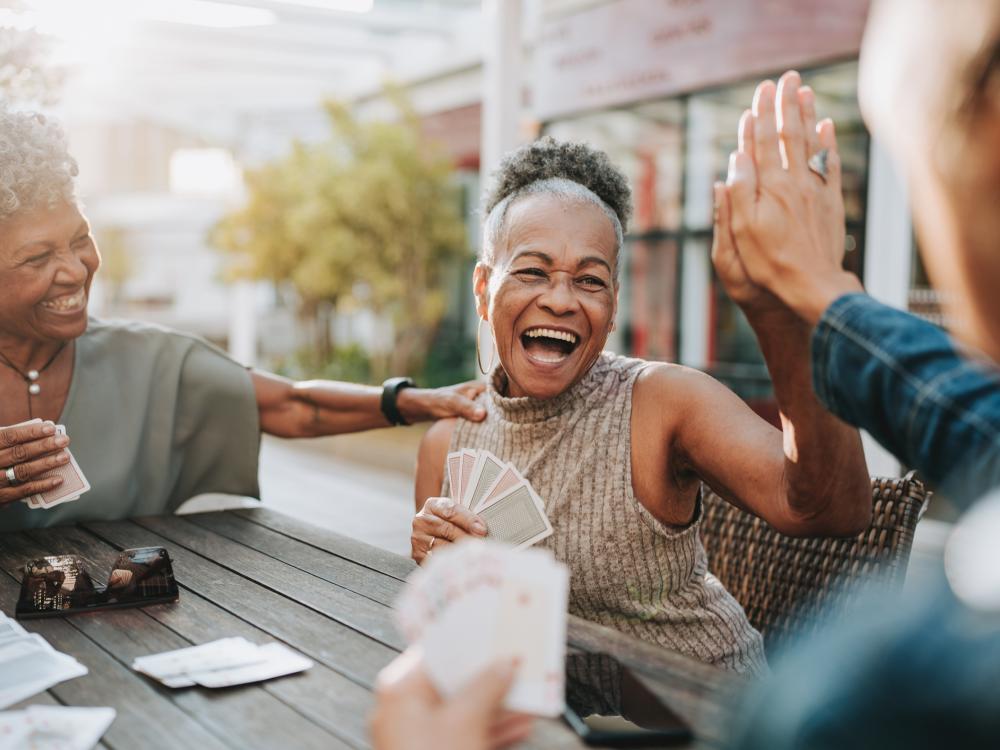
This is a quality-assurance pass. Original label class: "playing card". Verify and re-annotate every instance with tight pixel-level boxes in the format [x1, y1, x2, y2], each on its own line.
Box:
[446, 452, 462, 502]
[0, 705, 116, 750]
[475, 463, 525, 512]
[0, 633, 88, 709]
[462, 450, 505, 510]
[28, 425, 89, 509]
[132, 637, 262, 681]
[458, 449, 477, 501]
[188, 643, 313, 688]
[476, 483, 553, 548]
[396, 541, 568, 717]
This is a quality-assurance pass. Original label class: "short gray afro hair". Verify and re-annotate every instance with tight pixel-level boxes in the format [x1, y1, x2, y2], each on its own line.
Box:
[0, 106, 78, 223]
[481, 137, 632, 279]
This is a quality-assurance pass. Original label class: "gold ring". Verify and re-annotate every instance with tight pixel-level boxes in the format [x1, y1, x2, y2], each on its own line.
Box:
[427, 536, 436, 554]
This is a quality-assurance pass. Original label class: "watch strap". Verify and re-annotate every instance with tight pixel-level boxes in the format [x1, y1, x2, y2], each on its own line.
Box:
[381, 377, 415, 426]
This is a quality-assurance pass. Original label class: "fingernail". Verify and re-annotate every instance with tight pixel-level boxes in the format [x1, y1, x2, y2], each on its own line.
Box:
[52, 477, 63, 486]
[55, 435, 69, 447]
[57, 453, 69, 464]
[473, 519, 487, 535]
[42, 424, 55, 436]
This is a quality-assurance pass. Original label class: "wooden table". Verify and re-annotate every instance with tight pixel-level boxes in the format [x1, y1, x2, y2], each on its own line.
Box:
[0, 508, 741, 749]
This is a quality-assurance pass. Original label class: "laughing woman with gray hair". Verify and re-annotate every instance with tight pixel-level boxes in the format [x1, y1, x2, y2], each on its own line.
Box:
[0, 106, 487, 532]
[409, 137, 872, 677]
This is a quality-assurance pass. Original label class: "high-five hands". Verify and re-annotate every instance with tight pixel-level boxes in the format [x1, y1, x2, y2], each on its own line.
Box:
[712, 70, 863, 325]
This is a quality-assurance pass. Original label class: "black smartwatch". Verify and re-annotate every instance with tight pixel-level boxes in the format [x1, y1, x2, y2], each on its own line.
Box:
[381, 377, 416, 426]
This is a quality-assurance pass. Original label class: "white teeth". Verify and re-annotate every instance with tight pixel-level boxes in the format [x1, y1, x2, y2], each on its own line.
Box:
[524, 328, 578, 344]
[40, 289, 86, 312]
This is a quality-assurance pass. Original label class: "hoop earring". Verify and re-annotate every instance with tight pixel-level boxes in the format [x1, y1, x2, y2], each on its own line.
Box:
[476, 317, 497, 375]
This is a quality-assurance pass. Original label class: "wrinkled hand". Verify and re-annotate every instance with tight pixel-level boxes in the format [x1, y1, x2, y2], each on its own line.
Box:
[724, 70, 862, 324]
[0, 421, 69, 507]
[411, 496, 488, 564]
[398, 381, 487, 425]
[371, 648, 533, 750]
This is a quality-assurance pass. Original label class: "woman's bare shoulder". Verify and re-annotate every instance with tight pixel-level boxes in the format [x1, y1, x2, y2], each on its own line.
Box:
[420, 418, 458, 459]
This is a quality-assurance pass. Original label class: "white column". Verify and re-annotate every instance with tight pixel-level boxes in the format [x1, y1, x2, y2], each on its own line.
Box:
[228, 280, 257, 367]
[480, 0, 523, 183]
[858, 137, 914, 477]
[678, 98, 714, 369]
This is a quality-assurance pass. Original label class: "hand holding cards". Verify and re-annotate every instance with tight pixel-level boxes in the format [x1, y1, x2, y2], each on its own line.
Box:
[447, 449, 553, 548]
[395, 540, 569, 717]
[8, 419, 90, 510]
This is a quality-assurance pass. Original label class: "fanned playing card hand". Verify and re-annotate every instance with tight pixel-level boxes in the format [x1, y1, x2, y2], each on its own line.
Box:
[446, 449, 553, 549]
[395, 540, 569, 717]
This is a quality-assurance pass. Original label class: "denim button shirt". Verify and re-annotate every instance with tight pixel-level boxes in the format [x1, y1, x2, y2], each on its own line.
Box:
[811, 293, 1000, 507]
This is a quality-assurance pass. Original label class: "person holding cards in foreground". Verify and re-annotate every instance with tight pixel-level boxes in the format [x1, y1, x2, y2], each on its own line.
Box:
[0, 106, 486, 532]
[411, 136, 871, 677]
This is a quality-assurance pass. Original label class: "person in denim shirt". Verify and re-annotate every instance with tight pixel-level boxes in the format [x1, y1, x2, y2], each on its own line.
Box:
[712, 0, 1000, 747]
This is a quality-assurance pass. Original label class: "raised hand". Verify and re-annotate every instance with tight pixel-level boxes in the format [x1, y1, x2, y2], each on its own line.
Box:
[724, 70, 862, 325]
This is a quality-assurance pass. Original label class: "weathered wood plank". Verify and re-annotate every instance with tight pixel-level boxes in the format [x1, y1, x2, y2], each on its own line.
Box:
[19, 526, 363, 750]
[234, 507, 417, 581]
[568, 616, 738, 747]
[184, 511, 404, 606]
[0, 564, 231, 750]
[128, 515, 406, 651]
[83, 520, 398, 689]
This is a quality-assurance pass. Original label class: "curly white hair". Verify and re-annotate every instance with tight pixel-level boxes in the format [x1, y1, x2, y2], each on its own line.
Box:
[0, 106, 78, 223]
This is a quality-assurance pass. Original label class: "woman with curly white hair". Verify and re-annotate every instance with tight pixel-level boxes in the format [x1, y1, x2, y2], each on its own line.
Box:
[0, 107, 487, 531]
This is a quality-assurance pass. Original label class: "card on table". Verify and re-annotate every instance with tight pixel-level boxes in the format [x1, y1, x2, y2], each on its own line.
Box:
[132, 637, 312, 689]
[0, 612, 88, 710]
[0, 705, 116, 750]
[394, 540, 569, 717]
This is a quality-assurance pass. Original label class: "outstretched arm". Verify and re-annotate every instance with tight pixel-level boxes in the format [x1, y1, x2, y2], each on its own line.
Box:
[680, 72, 870, 536]
[251, 371, 486, 438]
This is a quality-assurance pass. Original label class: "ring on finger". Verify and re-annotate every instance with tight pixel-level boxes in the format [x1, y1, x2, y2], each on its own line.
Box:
[807, 148, 830, 183]
[427, 536, 436, 555]
[4, 466, 20, 487]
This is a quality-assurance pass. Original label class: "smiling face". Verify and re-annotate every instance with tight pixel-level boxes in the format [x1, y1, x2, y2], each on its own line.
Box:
[0, 201, 101, 345]
[475, 193, 619, 399]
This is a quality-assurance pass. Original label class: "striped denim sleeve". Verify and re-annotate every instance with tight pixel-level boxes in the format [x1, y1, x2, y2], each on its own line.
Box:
[811, 293, 1000, 506]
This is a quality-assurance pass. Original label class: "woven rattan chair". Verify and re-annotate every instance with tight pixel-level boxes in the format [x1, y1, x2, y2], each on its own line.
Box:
[700, 472, 929, 653]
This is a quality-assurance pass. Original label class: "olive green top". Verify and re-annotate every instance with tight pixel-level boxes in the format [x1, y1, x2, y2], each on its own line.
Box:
[0, 318, 261, 532]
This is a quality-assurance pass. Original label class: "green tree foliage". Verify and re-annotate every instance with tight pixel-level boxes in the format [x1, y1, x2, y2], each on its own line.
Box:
[213, 89, 469, 379]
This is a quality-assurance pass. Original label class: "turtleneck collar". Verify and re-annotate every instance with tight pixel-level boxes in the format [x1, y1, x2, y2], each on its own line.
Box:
[486, 352, 613, 424]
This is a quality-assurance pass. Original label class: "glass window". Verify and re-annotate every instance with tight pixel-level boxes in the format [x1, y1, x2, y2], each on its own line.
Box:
[543, 61, 869, 417]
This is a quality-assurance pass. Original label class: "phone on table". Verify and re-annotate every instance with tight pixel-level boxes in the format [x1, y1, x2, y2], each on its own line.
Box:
[16, 547, 179, 619]
[562, 652, 693, 748]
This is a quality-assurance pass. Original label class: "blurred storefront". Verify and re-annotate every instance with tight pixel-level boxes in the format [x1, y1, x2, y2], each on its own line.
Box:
[536, 0, 871, 423]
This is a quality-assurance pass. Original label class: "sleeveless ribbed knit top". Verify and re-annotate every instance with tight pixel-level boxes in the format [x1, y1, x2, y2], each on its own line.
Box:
[447, 352, 767, 676]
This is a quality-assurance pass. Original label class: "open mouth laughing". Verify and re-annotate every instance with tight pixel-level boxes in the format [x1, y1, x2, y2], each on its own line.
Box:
[39, 288, 87, 315]
[520, 326, 582, 365]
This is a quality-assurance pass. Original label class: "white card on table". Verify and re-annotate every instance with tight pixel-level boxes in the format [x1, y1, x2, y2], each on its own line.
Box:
[189, 643, 313, 688]
[132, 637, 263, 681]
[0, 706, 117, 750]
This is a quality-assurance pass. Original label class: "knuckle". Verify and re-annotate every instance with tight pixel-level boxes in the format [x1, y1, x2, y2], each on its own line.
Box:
[0, 430, 15, 447]
[12, 444, 26, 461]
